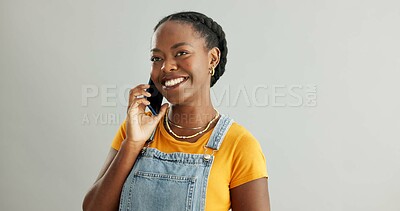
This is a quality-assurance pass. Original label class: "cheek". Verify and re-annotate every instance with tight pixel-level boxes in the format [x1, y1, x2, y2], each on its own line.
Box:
[150, 67, 160, 86]
[179, 59, 193, 71]
[180, 57, 207, 74]
[150, 71, 157, 81]
[150, 64, 161, 76]
[150, 70, 163, 93]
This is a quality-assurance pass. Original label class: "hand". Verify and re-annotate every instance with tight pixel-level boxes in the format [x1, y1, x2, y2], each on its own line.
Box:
[125, 84, 168, 143]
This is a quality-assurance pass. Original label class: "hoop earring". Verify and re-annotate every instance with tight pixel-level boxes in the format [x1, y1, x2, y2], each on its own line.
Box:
[209, 67, 215, 76]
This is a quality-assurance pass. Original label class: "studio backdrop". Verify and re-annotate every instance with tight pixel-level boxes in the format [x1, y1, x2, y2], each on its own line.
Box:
[1, 0, 399, 210]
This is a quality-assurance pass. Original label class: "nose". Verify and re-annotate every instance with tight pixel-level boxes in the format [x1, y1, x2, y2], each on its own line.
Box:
[161, 57, 177, 73]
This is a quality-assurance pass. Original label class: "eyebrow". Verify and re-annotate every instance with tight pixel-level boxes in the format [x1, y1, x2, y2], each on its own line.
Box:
[150, 42, 193, 52]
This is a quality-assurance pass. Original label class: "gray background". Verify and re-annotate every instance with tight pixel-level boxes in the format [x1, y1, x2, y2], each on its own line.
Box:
[1, 0, 399, 210]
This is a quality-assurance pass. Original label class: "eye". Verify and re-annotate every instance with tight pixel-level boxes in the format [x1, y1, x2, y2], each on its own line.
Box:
[176, 51, 188, 57]
[150, 56, 162, 62]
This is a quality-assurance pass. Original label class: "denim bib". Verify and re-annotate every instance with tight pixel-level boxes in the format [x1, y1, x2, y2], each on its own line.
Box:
[119, 114, 234, 211]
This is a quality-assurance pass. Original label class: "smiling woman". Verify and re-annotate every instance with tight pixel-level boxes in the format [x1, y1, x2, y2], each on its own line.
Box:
[83, 11, 270, 211]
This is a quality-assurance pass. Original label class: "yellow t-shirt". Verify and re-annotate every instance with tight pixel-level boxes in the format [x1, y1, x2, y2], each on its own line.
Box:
[111, 115, 268, 211]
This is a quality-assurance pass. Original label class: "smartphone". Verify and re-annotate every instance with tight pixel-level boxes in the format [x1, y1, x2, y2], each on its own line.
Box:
[146, 78, 163, 115]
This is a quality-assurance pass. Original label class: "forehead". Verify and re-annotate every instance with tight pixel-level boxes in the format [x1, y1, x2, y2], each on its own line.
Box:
[151, 21, 205, 49]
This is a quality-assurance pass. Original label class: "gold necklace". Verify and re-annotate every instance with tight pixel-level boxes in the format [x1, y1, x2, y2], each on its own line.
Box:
[168, 118, 206, 130]
[165, 109, 220, 139]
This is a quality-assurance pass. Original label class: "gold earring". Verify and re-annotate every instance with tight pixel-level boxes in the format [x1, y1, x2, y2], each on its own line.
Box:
[209, 67, 215, 76]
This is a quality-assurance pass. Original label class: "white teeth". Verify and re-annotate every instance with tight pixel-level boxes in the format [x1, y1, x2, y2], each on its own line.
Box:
[165, 77, 185, 87]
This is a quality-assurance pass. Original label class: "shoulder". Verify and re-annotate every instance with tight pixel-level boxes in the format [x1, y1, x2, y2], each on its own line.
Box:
[225, 122, 260, 147]
[221, 120, 268, 188]
[221, 120, 264, 158]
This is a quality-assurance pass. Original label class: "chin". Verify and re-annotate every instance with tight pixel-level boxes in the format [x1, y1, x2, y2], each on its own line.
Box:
[164, 95, 186, 105]
[164, 92, 195, 106]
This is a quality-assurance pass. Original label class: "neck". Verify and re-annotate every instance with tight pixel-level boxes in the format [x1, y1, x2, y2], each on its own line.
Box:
[168, 104, 217, 128]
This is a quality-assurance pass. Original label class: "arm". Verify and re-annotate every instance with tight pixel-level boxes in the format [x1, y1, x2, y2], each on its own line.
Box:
[230, 177, 270, 211]
[82, 84, 168, 211]
[82, 141, 145, 211]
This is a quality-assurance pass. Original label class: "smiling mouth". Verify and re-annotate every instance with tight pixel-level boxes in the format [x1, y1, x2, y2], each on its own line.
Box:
[162, 77, 189, 89]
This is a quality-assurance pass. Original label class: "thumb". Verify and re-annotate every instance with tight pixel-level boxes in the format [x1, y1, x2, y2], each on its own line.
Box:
[154, 103, 169, 121]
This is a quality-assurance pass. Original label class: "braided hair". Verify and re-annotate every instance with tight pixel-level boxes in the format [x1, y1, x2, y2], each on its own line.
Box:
[154, 11, 228, 87]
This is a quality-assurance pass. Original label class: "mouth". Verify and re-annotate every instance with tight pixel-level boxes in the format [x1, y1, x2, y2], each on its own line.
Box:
[162, 76, 189, 90]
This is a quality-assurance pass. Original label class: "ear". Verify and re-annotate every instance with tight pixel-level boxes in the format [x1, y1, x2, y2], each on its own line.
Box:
[208, 47, 221, 69]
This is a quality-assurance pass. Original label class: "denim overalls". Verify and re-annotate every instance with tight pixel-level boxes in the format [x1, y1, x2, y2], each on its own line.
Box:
[119, 114, 234, 211]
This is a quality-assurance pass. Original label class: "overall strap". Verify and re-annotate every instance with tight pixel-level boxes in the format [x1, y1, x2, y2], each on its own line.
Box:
[205, 114, 234, 151]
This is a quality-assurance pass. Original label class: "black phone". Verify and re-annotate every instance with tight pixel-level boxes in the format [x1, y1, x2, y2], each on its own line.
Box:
[146, 78, 163, 115]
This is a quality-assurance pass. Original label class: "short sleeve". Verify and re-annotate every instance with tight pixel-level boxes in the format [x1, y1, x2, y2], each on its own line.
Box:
[229, 132, 268, 189]
[111, 119, 127, 150]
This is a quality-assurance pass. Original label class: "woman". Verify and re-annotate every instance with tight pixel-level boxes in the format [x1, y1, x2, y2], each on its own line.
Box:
[83, 11, 270, 211]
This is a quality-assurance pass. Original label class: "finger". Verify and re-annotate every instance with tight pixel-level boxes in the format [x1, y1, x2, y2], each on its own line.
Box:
[130, 93, 151, 107]
[128, 85, 152, 105]
[132, 84, 150, 89]
[128, 98, 150, 114]
[129, 84, 150, 95]
[129, 89, 151, 98]
[154, 103, 169, 121]
[135, 83, 151, 90]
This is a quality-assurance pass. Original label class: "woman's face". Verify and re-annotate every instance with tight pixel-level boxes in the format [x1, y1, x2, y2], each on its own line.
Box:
[150, 21, 215, 106]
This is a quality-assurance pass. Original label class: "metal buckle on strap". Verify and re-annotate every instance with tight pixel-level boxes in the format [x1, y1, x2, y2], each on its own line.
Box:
[203, 145, 217, 161]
